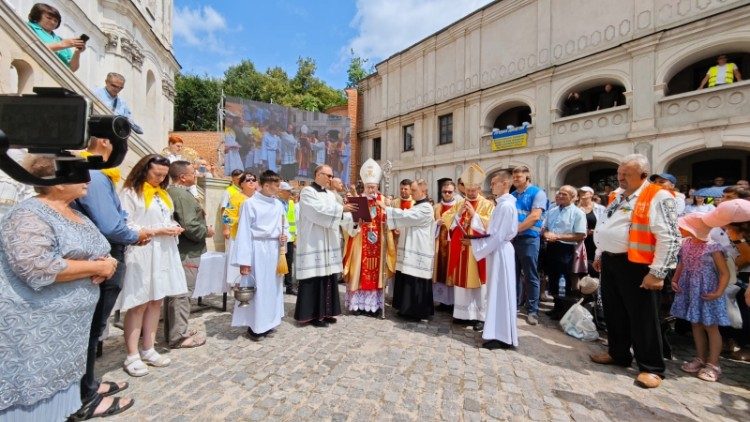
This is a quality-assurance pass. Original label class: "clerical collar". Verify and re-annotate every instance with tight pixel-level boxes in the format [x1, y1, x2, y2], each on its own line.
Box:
[311, 182, 326, 192]
[415, 198, 429, 205]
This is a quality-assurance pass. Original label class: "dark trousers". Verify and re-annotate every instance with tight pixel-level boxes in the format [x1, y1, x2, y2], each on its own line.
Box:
[284, 242, 295, 289]
[81, 245, 126, 403]
[601, 253, 665, 375]
[544, 242, 576, 297]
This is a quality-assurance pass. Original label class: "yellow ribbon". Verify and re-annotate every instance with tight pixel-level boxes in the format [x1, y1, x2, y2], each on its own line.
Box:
[78, 151, 122, 184]
[142, 182, 173, 211]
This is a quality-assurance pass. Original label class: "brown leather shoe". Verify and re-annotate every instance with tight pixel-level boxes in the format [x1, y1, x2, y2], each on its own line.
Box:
[589, 352, 616, 365]
[635, 372, 662, 388]
[729, 348, 750, 362]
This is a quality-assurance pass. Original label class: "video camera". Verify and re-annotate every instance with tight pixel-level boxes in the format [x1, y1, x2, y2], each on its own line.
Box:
[0, 87, 130, 186]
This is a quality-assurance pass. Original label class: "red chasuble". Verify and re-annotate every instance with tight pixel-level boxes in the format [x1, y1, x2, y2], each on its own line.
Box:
[446, 199, 487, 288]
[344, 195, 386, 291]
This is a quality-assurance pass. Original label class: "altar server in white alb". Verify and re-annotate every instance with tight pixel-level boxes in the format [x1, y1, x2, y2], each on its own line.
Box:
[231, 170, 288, 340]
[378, 178, 436, 320]
[471, 170, 519, 349]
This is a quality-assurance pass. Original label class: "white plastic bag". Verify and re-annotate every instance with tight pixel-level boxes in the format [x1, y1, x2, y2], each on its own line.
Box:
[725, 284, 743, 329]
[560, 299, 599, 341]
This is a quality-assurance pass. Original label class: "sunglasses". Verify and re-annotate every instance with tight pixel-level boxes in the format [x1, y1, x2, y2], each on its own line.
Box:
[148, 156, 170, 166]
[442, 190, 454, 194]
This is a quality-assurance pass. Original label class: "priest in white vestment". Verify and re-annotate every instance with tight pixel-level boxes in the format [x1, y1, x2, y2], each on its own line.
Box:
[471, 170, 519, 349]
[231, 170, 288, 339]
[294, 165, 357, 327]
[379, 179, 436, 320]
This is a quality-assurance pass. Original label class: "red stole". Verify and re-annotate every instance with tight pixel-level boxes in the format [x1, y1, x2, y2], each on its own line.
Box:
[446, 199, 486, 288]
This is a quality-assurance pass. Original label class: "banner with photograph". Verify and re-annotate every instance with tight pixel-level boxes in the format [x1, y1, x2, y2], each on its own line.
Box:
[222, 96, 352, 185]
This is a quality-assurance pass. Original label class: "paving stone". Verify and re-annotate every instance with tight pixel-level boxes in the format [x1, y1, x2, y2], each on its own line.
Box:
[92, 287, 750, 421]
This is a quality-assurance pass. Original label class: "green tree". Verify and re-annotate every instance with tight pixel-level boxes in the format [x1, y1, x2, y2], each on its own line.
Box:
[173, 73, 222, 131]
[347, 49, 370, 88]
[222, 60, 265, 100]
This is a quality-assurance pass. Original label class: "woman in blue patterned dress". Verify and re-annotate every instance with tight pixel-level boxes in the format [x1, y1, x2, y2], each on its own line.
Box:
[671, 213, 731, 382]
[0, 156, 128, 421]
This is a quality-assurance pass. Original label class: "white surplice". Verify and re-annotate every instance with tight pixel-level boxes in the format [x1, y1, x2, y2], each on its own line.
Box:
[471, 193, 519, 345]
[386, 200, 436, 279]
[230, 192, 287, 333]
[295, 184, 352, 280]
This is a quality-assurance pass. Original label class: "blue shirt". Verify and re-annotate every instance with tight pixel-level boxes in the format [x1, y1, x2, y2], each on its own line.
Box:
[543, 204, 587, 245]
[72, 171, 139, 246]
[93, 87, 144, 134]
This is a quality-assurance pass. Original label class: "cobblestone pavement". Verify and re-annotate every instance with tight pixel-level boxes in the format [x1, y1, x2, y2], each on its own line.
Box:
[98, 287, 749, 421]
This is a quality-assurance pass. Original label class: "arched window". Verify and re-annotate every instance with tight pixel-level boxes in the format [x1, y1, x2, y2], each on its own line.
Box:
[666, 52, 750, 95]
[558, 81, 626, 117]
[493, 105, 531, 129]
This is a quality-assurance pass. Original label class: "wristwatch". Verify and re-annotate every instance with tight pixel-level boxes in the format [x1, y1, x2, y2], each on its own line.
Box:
[732, 238, 747, 244]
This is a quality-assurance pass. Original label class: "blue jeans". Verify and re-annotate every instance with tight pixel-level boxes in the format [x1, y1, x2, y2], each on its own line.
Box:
[513, 236, 541, 315]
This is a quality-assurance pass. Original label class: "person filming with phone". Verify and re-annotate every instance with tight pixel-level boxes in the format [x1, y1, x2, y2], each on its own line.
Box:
[26, 3, 86, 72]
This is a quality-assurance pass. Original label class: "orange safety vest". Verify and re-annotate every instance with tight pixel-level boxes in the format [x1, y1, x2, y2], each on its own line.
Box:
[607, 183, 668, 265]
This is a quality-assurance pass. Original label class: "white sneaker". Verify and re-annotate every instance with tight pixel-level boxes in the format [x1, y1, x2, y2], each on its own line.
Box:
[123, 355, 149, 377]
[140, 348, 172, 367]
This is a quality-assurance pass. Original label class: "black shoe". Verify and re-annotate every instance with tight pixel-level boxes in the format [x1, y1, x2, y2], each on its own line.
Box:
[311, 319, 329, 328]
[473, 321, 484, 331]
[285, 287, 297, 296]
[323, 317, 337, 324]
[247, 327, 263, 339]
[482, 340, 514, 350]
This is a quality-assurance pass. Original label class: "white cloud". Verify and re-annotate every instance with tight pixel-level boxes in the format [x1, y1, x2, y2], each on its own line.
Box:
[347, 0, 494, 63]
[173, 5, 228, 51]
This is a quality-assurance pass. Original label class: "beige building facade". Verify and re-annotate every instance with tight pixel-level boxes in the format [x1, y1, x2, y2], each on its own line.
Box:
[357, 0, 750, 195]
[0, 0, 179, 167]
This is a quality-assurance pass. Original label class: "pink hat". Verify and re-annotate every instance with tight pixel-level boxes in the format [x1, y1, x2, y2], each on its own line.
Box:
[678, 213, 711, 241]
[701, 199, 750, 227]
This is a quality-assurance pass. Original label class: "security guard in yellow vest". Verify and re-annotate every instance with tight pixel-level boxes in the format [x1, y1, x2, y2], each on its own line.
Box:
[699, 54, 742, 89]
[278, 182, 297, 295]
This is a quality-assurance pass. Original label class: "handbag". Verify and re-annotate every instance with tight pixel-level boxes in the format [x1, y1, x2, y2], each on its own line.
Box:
[572, 241, 588, 274]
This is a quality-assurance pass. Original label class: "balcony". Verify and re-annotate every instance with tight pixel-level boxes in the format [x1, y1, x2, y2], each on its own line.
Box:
[551, 105, 630, 146]
[657, 80, 750, 130]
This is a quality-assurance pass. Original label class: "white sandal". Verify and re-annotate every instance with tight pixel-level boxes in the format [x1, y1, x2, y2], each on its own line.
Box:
[123, 355, 149, 377]
[140, 348, 171, 367]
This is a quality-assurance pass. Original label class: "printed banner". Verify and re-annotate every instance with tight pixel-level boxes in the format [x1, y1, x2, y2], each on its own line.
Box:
[222, 96, 352, 185]
[490, 126, 528, 151]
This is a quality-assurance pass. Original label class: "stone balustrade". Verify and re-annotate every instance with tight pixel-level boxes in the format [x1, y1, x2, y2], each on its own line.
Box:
[657, 80, 750, 130]
[551, 105, 630, 146]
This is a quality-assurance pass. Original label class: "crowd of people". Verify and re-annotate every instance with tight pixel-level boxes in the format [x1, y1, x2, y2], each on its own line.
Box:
[2, 140, 750, 420]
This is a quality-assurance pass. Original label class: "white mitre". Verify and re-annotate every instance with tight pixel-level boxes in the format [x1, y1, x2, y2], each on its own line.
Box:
[460, 163, 486, 188]
[360, 158, 382, 185]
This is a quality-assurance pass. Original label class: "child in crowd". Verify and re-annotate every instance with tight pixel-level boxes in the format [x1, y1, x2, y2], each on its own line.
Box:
[671, 213, 730, 382]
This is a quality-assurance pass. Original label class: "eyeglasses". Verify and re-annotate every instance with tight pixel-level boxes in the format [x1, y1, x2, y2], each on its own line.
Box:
[107, 82, 124, 91]
[322, 174, 334, 179]
[442, 190, 454, 194]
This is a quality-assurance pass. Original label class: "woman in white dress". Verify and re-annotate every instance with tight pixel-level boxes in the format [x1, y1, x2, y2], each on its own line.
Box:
[118, 155, 187, 377]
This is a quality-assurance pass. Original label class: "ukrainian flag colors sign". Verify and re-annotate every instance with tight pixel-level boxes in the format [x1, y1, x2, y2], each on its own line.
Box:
[490, 127, 528, 151]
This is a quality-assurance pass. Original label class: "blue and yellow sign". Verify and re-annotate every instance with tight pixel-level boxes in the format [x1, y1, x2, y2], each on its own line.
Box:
[491, 127, 528, 151]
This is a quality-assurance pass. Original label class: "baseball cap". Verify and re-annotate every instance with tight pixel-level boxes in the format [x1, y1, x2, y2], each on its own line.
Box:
[701, 199, 750, 227]
[279, 182, 293, 191]
[678, 213, 711, 241]
[649, 173, 677, 185]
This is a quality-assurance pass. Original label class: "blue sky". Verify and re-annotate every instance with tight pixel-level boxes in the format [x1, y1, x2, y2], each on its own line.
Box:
[173, 0, 494, 89]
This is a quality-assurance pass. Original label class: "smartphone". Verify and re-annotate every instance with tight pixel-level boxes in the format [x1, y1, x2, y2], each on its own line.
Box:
[80, 34, 89, 42]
